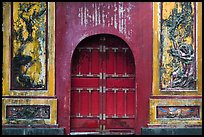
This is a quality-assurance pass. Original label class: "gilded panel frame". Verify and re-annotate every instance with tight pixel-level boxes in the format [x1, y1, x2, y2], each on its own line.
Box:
[152, 2, 202, 96]
[2, 2, 55, 96]
[149, 98, 202, 126]
[2, 98, 57, 125]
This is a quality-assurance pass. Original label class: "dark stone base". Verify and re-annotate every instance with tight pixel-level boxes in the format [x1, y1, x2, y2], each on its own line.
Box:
[2, 128, 64, 135]
[141, 127, 202, 135]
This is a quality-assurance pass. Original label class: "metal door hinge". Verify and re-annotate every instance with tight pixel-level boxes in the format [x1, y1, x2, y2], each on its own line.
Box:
[76, 72, 83, 77]
[112, 47, 118, 52]
[112, 72, 118, 77]
[100, 36, 106, 41]
[103, 86, 106, 93]
[112, 114, 118, 118]
[103, 125, 106, 130]
[99, 45, 108, 52]
[78, 47, 83, 52]
[103, 73, 106, 79]
[87, 88, 93, 93]
[99, 113, 102, 120]
[87, 72, 93, 77]
[122, 48, 128, 53]
[103, 114, 106, 120]
[76, 88, 83, 93]
[99, 86, 102, 93]
[99, 125, 106, 131]
[123, 88, 128, 93]
[99, 125, 102, 130]
[99, 45, 103, 52]
[103, 45, 108, 52]
[112, 88, 118, 93]
[122, 114, 129, 118]
[77, 113, 83, 117]
[100, 72, 103, 79]
[87, 113, 93, 117]
[122, 72, 128, 77]
[103, 45, 106, 52]
[87, 47, 93, 52]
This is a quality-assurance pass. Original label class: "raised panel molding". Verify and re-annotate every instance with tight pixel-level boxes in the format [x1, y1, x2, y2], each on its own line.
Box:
[152, 2, 202, 96]
[2, 2, 55, 96]
[149, 98, 202, 126]
[2, 98, 57, 125]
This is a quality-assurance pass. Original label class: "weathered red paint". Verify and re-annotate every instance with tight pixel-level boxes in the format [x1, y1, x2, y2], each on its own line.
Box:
[56, 2, 153, 135]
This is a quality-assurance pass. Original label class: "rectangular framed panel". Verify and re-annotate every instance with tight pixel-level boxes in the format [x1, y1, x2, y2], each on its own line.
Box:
[2, 2, 55, 96]
[71, 78, 100, 88]
[71, 91, 80, 116]
[11, 2, 47, 90]
[2, 98, 57, 125]
[106, 78, 135, 88]
[70, 118, 100, 132]
[105, 118, 135, 132]
[149, 98, 202, 126]
[91, 91, 100, 116]
[156, 106, 200, 119]
[6, 105, 51, 119]
[152, 2, 202, 95]
[126, 91, 135, 115]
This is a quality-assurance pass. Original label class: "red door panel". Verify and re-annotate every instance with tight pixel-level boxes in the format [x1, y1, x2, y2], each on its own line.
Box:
[127, 92, 135, 115]
[79, 51, 89, 74]
[80, 91, 90, 115]
[91, 49, 100, 74]
[71, 91, 79, 115]
[105, 92, 114, 115]
[116, 91, 124, 116]
[106, 78, 135, 88]
[72, 78, 100, 88]
[91, 91, 100, 116]
[106, 118, 135, 129]
[70, 118, 99, 129]
[71, 35, 135, 134]
[116, 50, 125, 74]
[105, 50, 115, 74]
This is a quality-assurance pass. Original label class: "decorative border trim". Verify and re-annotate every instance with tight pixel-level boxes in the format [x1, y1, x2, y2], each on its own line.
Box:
[149, 98, 202, 126]
[152, 2, 202, 96]
[2, 2, 55, 96]
[2, 98, 57, 125]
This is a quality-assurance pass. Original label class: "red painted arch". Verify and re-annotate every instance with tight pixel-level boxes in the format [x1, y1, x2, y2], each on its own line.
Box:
[55, 2, 153, 135]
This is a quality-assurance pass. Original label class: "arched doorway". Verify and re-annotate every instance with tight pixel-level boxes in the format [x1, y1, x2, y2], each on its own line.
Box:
[70, 34, 136, 135]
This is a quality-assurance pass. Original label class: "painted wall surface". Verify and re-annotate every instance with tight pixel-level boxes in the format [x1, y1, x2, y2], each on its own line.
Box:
[160, 2, 196, 90]
[150, 2, 202, 128]
[12, 2, 47, 90]
[2, 2, 56, 127]
[55, 2, 153, 135]
[2, 2, 202, 135]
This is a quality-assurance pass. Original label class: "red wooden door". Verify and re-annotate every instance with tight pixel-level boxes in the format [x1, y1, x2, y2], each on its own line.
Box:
[71, 34, 135, 134]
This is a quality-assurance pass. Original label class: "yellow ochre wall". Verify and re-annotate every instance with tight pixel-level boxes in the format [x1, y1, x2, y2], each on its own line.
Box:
[2, 2, 56, 125]
[150, 2, 202, 127]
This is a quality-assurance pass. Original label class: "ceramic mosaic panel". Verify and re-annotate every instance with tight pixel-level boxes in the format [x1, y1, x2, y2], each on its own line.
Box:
[11, 2, 47, 89]
[157, 106, 200, 119]
[160, 2, 196, 90]
[2, 98, 57, 125]
[6, 105, 50, 119]
[149, 99, 202, 126]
